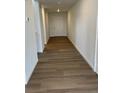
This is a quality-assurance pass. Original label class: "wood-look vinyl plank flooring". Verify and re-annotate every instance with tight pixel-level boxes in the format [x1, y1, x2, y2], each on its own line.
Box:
[25, 37, 98, 93]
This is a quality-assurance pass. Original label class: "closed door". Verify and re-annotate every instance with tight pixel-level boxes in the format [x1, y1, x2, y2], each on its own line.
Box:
[48, 13, 67, 37]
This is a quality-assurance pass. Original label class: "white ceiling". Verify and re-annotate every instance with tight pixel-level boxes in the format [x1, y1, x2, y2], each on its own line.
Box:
[39, 0, 77, 12]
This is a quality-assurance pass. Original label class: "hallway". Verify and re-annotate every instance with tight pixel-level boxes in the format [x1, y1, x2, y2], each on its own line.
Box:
[25, 37, 98, 93]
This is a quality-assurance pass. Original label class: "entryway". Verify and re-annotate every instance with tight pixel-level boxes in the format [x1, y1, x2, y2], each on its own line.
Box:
[48, 13, 67, 37]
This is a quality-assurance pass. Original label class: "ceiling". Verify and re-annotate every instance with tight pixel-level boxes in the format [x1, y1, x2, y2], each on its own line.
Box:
[39, 0, 77, 12]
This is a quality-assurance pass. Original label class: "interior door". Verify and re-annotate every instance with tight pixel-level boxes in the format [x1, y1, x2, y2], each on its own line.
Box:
[48, 13, 67, 37]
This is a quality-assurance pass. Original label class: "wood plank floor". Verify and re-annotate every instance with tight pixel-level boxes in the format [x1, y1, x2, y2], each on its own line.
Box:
[25, 37, 98, 93]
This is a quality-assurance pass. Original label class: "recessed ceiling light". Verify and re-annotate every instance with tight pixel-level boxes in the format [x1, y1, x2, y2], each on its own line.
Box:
[57, 8, 60, 12]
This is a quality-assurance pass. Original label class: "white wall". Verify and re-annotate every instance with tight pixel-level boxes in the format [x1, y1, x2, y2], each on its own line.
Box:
[33, 0, 44, 52]
[94, 28, 98, 73]
[68, 0, 98, 71]
[48, 12, 67, 37]
[45, 12, 49, 43]
[25, 0, 38, 84]
[41, 7, 49, 44]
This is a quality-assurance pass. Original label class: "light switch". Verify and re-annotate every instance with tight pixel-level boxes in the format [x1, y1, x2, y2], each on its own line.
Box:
[26, 17, 30, 22]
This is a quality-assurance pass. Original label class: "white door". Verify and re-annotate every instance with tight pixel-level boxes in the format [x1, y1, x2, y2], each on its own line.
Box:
[48, 13, 67, 37]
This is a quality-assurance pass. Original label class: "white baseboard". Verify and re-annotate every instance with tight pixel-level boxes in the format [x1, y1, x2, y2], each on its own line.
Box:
[67, 37, 94, 72]
[25, 60, 38, 85]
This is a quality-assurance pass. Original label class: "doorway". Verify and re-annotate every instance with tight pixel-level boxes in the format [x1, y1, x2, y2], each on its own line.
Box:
[48, 12, 67, 37]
